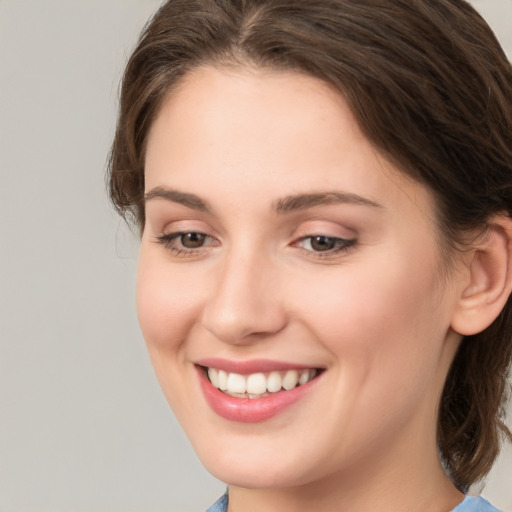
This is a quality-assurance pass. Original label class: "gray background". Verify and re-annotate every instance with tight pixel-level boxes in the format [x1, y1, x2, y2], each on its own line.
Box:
[0, 1, 511, 511]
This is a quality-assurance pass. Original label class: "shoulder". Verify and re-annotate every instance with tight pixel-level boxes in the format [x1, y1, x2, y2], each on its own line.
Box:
[451, 496, 504, 512]
[205, 492, 228, 512]
[204, 493, 503, 512]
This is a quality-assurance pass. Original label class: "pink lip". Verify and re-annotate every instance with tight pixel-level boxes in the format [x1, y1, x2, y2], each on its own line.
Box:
[196, 364, 322, 423]
[196, 357, 315, 374]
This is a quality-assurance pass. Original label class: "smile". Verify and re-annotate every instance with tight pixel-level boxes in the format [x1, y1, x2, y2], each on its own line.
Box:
[206, 367, 318, 398]
[196, 361, 323, 423]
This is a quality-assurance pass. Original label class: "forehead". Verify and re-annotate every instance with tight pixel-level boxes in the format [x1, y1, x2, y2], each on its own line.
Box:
[144, 65, 435, 223]
[146, 65, 358, 169]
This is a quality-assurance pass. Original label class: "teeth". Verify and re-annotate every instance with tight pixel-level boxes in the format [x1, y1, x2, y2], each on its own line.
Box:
[206, 367, 318, 397]
[227, 372, 246, 393]
[282, 369, 299, 390]
[299, 369, 312, 385]
[247, 373, 267, 395]
[207, 367, 219, 388]
[218, 369, 228, 391]
[267, 371, 282, 393]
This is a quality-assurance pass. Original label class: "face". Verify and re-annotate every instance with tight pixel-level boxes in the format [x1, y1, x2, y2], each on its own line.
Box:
[138, 66, 464, 490]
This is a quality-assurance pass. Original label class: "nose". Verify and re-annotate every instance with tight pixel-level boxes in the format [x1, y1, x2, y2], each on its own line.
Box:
[200, 249, 288, 345]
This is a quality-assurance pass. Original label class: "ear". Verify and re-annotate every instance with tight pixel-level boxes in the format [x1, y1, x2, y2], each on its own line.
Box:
[451, 215, 512, 336]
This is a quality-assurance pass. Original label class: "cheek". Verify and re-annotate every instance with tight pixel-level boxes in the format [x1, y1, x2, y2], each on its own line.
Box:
[136, 249, 202, 352]
[294, 249, 446, 379]
[289, 254, 449, 453]
[136, 249, 207, 419]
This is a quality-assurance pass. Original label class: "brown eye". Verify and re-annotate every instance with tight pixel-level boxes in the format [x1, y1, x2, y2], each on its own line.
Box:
[154, 231, 218, 255]
[294, 235, 356, 256]
[180, 232, 206, 248]
[309, 236, 338, 252]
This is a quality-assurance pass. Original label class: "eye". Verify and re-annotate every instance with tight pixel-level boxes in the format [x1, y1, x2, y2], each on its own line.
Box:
[304, 235, 339, 252]
[178, 232, 207, 248]
[295, 235, 356, 255]
[154, 231, 217, 255]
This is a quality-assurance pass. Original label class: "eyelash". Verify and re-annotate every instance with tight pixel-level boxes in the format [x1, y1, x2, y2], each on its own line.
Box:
[154, 232, 357, 259]
[154, 232, 217, 256]
[293, 235, 357, 258]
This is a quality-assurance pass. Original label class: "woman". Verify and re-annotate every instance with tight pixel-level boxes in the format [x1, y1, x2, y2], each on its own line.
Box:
[108, 1, 512, 510]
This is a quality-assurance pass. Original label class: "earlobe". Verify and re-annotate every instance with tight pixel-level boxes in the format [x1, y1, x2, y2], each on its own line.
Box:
[451, 215, 512, 336]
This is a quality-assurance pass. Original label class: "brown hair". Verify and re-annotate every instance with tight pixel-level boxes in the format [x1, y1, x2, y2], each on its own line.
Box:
[108, 0, 512, 490]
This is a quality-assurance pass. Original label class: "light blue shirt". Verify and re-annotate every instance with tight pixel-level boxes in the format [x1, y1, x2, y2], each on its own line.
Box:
[205, 493, 503, 512]
[205, 492, 228, 512]
[453, 496, 503, 512]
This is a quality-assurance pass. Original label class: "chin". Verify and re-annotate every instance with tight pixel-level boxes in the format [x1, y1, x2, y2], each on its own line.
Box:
[205, 461, 308, 490]
[192, 435, 326, 490]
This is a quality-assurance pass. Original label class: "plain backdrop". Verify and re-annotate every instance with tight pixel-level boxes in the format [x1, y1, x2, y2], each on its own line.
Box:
[1, 1, 511, 511]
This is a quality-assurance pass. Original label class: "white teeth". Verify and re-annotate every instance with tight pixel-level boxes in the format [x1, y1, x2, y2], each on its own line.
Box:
[300, 369, 316, 385]
[267, 371, 282, 392]
[247, 373, 267, 395]
[282, 369, 299, 390]
[207, 367, 219, 388]
[206, 367, 318, 397]
[227, 372, 246, 393]
[218, 369, 228, 391]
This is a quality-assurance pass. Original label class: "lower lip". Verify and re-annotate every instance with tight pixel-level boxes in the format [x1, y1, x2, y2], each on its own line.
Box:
[197, 367, 320, 423]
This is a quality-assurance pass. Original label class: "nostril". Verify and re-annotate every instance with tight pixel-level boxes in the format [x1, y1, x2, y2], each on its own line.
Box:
[200, 257, 288, 344]
[201, 302, 287, 345]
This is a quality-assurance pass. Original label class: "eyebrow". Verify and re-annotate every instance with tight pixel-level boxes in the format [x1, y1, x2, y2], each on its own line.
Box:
[273, 192, 383, 212]
[144, 186, 211, 212]
[144, 187, 383, 214]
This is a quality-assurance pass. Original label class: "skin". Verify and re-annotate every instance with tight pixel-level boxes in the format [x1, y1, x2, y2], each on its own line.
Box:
[138, 66, 469, 512]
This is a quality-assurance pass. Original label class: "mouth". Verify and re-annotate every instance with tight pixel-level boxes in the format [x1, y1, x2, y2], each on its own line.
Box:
[203, 366, 319, 399]
[195, 360, 324, 423]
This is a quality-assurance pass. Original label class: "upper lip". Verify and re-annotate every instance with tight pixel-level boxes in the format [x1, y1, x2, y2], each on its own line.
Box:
[195, 357, 322, 375]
